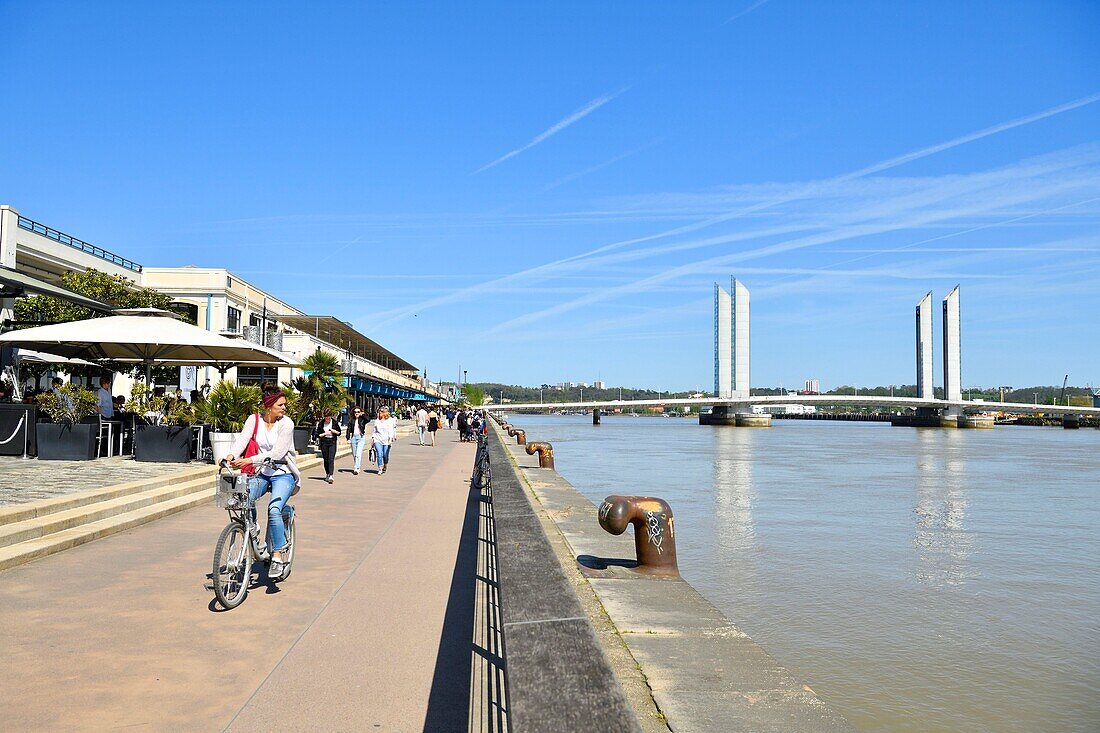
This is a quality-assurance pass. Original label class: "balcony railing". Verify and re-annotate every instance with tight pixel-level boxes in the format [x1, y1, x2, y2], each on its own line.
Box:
[17, 216, 142, 273]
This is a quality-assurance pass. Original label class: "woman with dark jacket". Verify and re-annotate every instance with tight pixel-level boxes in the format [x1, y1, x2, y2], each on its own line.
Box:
[313, 408, 342, 483]
[345, 405, 371, 475]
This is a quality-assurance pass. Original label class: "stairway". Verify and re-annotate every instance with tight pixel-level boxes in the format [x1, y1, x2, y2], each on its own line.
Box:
[0, 446, 349, 572]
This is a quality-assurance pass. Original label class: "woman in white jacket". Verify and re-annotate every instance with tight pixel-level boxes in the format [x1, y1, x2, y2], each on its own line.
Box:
[225, 389, 299, 578]
[371, 405, 398, 475]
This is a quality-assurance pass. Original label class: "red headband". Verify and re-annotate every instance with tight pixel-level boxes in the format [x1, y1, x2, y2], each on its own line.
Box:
[262, 391, 285, 409]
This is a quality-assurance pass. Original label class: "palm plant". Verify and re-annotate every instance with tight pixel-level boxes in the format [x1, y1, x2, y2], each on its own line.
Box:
[198, 380, 261, 433]
[295, 351, 347, 422]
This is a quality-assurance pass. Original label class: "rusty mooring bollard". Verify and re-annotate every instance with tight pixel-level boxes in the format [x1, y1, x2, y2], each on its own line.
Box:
[513, 429, 526, 445]
[524, 441, 555, 469]
[598, 495, 679, 576]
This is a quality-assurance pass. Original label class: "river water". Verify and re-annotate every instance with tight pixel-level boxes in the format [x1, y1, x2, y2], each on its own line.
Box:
[504, 415, 1100, 733]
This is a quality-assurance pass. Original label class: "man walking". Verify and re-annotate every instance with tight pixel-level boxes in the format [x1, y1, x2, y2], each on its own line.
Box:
[416, 405, 428, 446]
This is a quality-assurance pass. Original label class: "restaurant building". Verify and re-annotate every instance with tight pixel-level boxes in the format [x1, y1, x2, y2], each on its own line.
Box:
[0, 205, 438, 408]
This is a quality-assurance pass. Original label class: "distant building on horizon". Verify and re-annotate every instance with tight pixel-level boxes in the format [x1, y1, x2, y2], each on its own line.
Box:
[804, 378, 820, 394]
[593, 380, 606, 389]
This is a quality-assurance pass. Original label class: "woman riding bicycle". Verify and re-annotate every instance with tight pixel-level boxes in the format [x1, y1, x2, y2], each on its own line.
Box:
[225, 387, 300, 579]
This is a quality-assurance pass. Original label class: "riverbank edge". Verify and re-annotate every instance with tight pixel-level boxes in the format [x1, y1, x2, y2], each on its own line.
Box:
[492, 421, 855, 732]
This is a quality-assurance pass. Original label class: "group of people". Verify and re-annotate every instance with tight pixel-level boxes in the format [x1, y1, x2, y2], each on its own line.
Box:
[311, 404, 399, 481]
[215, 387, 486, 580]
[414, 405, 483, 444]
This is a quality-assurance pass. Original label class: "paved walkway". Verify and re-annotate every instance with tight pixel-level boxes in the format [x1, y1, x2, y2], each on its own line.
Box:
[0, 455, 199, 507]
[0, 429, 479, 732]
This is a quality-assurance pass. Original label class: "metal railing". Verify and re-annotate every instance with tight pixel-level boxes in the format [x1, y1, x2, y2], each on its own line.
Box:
[17, 216, 142, 273]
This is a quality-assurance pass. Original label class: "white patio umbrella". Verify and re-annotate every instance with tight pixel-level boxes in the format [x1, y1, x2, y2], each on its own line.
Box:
[12, 349, 98, 367]
[0, 308, 295, 378]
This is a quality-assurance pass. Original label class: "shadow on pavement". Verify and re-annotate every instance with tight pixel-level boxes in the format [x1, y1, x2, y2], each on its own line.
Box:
[421, 471, 482, 731]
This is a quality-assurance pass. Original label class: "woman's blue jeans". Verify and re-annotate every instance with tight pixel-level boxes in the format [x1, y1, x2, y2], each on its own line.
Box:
[248, 473, 295, 552]
[374, 441, 391, 471]
[350, 434, 367, 470]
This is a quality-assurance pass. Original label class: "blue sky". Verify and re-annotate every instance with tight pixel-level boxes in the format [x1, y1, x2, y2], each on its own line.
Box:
[2, 1, 1098, 391]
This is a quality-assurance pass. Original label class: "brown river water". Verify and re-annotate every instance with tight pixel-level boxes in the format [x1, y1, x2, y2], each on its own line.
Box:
[504, 415, 1100, 733]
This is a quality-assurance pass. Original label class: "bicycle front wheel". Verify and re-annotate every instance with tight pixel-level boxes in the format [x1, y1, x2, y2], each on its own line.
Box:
[276, 511, 295, 582]
[213, 522, 252, 609]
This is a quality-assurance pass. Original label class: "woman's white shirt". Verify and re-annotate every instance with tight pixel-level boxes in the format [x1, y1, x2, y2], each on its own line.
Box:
[372, 416, 398, 444]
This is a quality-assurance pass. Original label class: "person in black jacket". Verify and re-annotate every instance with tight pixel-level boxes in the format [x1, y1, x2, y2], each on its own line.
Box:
[345, 405, 371, 475]
[313, 408, 342, 483]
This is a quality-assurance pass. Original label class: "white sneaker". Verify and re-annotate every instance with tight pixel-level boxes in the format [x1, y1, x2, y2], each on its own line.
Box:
[326, 476, 334, 484]
[353, 469, 359, 475]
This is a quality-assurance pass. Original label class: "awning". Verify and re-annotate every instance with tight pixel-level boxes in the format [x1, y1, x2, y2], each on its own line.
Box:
[271, 314, 417, 373]
[0, 266, 112, 314]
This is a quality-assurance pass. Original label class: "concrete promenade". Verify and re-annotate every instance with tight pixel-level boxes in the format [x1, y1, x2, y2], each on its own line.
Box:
[0, 429, 479, 731]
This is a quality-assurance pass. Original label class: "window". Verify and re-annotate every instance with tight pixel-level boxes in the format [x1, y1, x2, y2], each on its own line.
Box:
[226, 276, 233, 288]
[237, 367, 278, 386]
[249, 313, 261, 328]
[226, 306, 241, 333]
[169, 302, 198, 325]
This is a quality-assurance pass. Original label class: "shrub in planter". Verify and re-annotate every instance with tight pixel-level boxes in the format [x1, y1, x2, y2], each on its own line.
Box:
[279, 383, 314, 453]
[36, 386, 100, 461]
[126, 382, 198, 463]
[196, 381, 260, 463]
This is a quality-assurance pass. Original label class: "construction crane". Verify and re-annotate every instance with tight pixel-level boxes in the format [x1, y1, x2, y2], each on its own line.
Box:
[1060, 375, 1069, 406]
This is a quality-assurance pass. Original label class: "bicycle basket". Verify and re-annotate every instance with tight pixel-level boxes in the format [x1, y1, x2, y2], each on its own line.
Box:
[215, 471, 251, 509]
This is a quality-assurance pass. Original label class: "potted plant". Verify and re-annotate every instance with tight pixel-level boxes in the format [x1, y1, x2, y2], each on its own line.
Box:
[280, 381, 313, 453]
[196, 380, 260, 464]
[35, 385, 100, 460]
[127, 382, 197, 463]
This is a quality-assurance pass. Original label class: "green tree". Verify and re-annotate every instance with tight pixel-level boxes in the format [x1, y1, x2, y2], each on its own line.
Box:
[14, 268, 180, 324]
[13, 268, 192, 382]
[463, 384, 486, 406]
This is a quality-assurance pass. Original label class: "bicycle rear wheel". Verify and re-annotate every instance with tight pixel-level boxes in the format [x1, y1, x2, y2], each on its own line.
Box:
[213, 522, 251, 609]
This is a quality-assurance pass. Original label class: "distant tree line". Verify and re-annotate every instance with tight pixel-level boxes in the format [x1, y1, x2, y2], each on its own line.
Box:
[470, 382, 1096, 409]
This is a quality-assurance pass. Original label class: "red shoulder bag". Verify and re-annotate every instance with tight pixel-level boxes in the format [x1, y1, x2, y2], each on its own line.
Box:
[240, 413, 261, 475]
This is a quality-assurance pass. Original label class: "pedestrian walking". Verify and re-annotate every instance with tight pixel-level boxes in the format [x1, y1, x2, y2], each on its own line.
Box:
[427, 406, 440, 447]
[446, 408, 455, 429]
[416, 405, 428, 446]
[313, 408, 342, 483]
[372, 405, 398, 474]
[345, 405, 370, 475]
[456, 409, 469, 441]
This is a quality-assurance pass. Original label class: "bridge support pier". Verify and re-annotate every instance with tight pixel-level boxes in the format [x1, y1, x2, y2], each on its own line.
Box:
[958, 415, 994, 429]
[593, 408, 600, 426]
[699, 405, 771, 427]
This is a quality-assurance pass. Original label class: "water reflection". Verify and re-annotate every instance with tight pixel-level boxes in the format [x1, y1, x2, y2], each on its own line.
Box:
[913, 429, 975, 587]
[712, 426, 756, 554]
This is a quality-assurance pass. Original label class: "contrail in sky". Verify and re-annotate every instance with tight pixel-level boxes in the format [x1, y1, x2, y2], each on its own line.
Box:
[473, 88, 628, 174]
[370, 92, 1100, 326]
[723, 0, 773, 25]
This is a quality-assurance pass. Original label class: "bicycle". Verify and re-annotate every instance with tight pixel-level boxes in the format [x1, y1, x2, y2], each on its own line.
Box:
[211, 459, 298, 610]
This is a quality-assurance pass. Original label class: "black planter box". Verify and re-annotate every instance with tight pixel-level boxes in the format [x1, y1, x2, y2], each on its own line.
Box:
[36, 422, 98, 461]
[134, 424, 193, 463]
[293, 427, 312, 454]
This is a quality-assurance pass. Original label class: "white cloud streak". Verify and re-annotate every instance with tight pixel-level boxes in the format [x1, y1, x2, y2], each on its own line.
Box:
[723, 0, 774, 25]
[368, 93, 1100, 326]
[472, 88, 629, 174]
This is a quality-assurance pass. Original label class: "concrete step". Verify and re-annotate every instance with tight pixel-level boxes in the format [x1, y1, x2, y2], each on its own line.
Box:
[0, 445, 350, 573]
[0, 464, 212, 525]
[0, 475, 211, 550]
[0, 488, 215, 572]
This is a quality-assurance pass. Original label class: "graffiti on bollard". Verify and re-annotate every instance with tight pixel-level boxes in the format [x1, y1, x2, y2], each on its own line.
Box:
[598, 495, 679, 576]
[524, 441, 555, 469]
